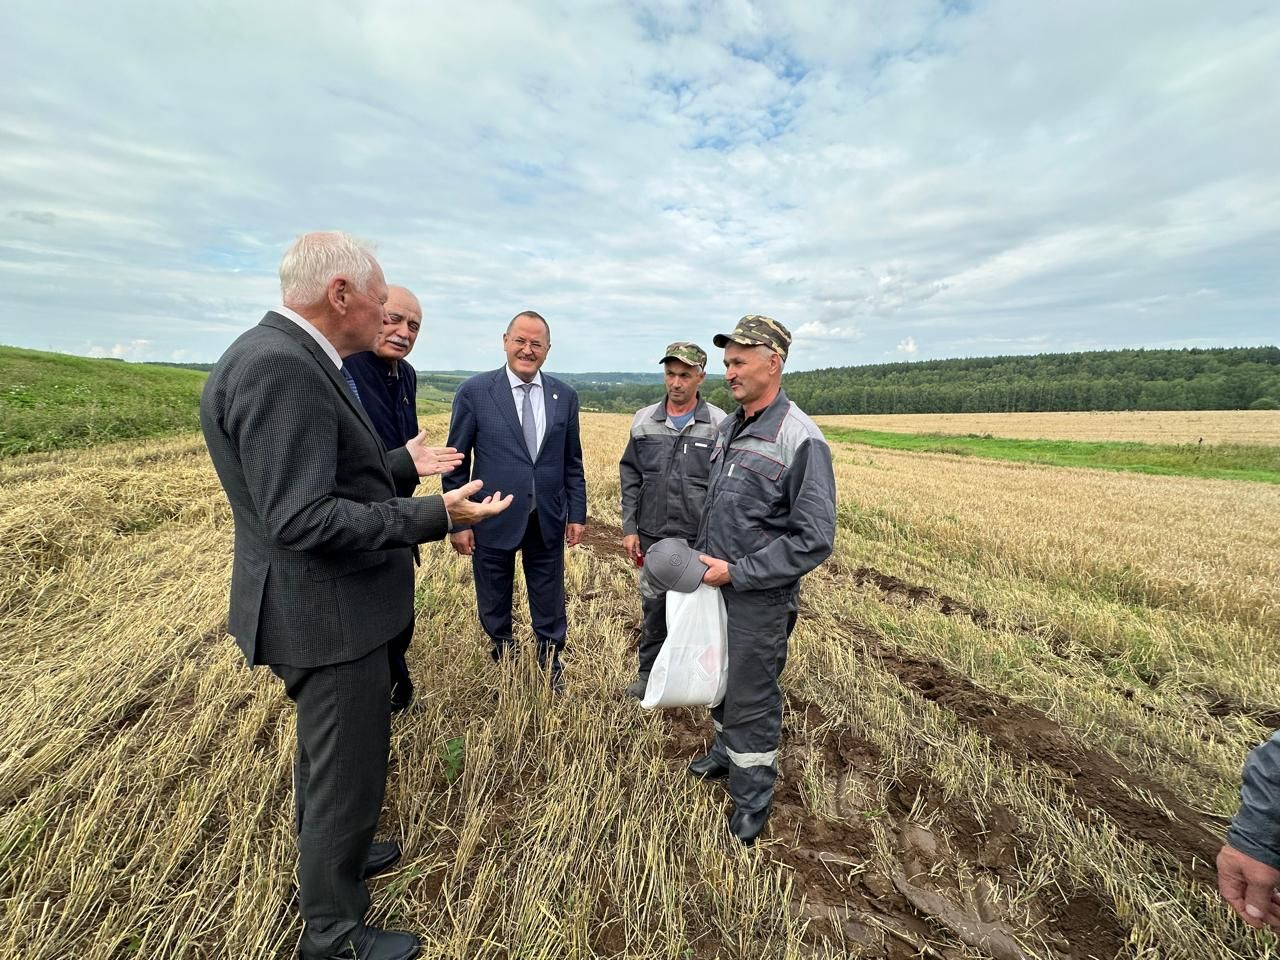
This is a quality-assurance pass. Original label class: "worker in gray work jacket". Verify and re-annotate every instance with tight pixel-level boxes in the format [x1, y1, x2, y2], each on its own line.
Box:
[688, 315, 836, 846]
[619, 341, 726, 699]
[1219, 730, 1280, 931]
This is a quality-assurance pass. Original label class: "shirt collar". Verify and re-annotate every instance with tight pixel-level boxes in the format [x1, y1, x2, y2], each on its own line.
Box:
[276, 305, 342, 369]
[505, 365, 544, 391]
[656, 394, 707, 423]
[734, 388, 790, 440]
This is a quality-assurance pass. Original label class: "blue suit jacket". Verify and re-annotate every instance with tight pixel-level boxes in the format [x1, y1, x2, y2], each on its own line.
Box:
[443, 367, 587, 550]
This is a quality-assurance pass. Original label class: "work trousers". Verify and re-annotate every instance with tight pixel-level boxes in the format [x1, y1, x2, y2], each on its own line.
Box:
[707, 582, 800, 814]
[472, 510, 566, 670]
[637, 532, 668, 677]
[271, 642, 391, 954]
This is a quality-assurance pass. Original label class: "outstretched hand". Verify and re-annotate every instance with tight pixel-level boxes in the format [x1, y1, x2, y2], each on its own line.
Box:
[1218, 843, 1280, 930]
[443, 479, 514, 527]
[406, 429, 464, 477]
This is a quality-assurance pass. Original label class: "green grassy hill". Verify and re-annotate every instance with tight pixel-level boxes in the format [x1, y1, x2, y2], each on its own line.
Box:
[0, 346, 208, 455]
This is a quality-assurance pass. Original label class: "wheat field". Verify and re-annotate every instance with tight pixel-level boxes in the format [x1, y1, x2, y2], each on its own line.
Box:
[1, 412, 1278, 959]
[815, 410, 1280, 446]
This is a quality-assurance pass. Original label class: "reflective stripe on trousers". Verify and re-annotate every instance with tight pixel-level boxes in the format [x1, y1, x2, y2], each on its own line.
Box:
[710, 583, 799, 809]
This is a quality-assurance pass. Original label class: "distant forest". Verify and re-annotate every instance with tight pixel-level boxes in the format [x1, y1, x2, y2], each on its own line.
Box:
[151, 346, 1280, 414]
[766, 347, 1280, 416]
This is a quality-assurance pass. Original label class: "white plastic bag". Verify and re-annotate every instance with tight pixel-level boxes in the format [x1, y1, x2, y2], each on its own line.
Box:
[640, 584, 728, 709]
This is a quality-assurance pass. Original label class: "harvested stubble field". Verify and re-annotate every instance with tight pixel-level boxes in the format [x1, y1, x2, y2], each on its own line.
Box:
[816, 410, 1280, 446]
[2, 412, 1279, 960]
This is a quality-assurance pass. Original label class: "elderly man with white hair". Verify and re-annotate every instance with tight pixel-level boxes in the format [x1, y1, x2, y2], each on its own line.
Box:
[200, 232, 511, 960]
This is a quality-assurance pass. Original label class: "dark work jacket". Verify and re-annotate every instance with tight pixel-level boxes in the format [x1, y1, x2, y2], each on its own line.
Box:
[694, 389, 836, 593]
[619, 395, 726, 542]
[345, 351, 420, 497]
[1228, 730, 1280, 870]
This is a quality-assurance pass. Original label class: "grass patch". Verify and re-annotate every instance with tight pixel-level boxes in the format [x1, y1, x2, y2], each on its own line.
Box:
[0, 346, 207, 456]
[823, 426, 1280, 483]
[0, 345, 459, 455]
[416, 382, 457, 411]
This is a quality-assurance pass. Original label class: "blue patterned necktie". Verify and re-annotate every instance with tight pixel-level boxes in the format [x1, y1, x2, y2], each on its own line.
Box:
[519, 383, 538, 458]
[340, 365, 362, 403]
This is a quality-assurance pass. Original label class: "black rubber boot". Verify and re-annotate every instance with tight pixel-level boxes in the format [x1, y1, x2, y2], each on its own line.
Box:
[727, 763, 777, 845]
[688, 751, 731, 781]
[728, 803, 772, 845]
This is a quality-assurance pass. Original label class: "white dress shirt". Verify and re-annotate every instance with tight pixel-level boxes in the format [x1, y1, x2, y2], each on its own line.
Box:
[276, 305, 342, 369]
[506, 365, 546, 450]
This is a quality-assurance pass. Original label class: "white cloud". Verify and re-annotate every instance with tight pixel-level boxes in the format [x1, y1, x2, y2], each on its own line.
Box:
[897, 336, 918, 354]
[88, 339, 152, 361]
[795, 320, 861, 340]
[0, 0, 1277, 370]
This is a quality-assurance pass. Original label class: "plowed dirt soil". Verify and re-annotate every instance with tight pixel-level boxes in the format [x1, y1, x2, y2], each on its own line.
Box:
[579, 520, 1223, 958]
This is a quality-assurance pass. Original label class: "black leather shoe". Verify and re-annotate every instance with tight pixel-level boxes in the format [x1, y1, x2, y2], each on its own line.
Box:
[687, 752, 730, 781]
[362, 840, 402, 880]
[729, 804, 771, 846]
[300, 926, 420, 960]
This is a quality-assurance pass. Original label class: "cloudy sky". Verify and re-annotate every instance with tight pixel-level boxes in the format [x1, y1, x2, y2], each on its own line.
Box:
[2, 1, 1277, 372]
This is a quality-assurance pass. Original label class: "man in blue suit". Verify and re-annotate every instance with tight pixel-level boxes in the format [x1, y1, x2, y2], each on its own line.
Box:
[444, 311, 587, 686]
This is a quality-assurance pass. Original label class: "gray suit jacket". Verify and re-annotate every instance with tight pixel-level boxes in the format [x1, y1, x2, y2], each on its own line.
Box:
[200, 311, 450, 668]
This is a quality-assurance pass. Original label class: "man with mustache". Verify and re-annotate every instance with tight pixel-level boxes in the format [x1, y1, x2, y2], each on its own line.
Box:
[687, 315, 836, 845]
[345, 285, 426, 711]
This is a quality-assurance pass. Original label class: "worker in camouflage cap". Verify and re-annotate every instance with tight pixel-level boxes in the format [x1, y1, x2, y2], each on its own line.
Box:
[687, 312, 836, 846]
[712, 315, 791, 361]
[660, 341, 708, 369]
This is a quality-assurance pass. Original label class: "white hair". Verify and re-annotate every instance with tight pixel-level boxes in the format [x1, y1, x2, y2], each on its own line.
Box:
[278, 231, 379, 307]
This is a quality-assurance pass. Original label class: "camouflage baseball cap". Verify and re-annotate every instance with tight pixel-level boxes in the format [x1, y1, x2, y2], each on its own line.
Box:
[659, 341, 708, 368]
[712, 315, 791, 360]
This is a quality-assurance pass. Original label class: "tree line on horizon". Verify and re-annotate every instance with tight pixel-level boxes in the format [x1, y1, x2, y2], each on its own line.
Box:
[765, 346, 1280, 416]
[147, 346, 1280, 415]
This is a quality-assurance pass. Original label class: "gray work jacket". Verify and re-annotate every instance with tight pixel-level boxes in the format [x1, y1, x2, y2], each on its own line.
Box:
[1228, 730, 1280, 870]
[694, 389, 836, 592]
[620, 396, 726, 541]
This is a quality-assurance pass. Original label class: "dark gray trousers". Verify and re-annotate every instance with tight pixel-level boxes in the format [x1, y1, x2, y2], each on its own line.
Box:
[387, 615, 414, 700]
[271, 642, 392, 953]
[637, 533, 667, 677]
[708, 583, 800, 814]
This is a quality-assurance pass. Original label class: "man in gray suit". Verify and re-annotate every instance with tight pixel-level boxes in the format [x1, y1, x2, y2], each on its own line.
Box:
[200, 232, 511, 960]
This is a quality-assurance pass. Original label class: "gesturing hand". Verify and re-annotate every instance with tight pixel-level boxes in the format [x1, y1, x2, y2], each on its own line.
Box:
[406, 429, 464, 477]
[443, 479, 514, 527]
[1218, 844, 1280, 930]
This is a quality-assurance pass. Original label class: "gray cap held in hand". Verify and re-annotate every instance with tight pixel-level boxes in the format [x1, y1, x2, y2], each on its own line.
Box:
[645, 538, 709, 593]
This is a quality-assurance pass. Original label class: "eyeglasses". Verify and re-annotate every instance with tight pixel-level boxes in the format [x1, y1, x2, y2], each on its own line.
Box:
[508, 336, 547, 353]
